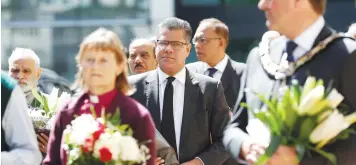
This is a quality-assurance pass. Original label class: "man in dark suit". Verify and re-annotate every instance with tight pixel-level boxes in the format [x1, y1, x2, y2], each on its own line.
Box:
[129, 17, 231, 165]
[223, 0, 356, 165]
[186, 18, 245, 110]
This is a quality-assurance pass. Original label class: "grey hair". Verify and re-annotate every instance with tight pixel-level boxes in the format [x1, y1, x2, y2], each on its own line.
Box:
[157, 17, 192, 42]
[8, 47, 40, 68]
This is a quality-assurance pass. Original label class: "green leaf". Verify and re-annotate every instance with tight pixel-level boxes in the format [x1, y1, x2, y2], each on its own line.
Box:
[328, 129, 356, 143]
[254, 111, 280, 135]
[298, 118, 317, 141]
[301, 77, 316, 101]
[32, 88, 44, 106]
[257, 94, 277, 113]
[109, 108, 121, 126]
[296, 144, 306, 161]
[280, 88, 298, 133]
[290, 79, 301, 106]
[255, 134, 281, 165]
[42, 95, 50, 112]
[240, 102, 252, 110]
[311, 148, 337, 165]
[90, 105, 97, 119]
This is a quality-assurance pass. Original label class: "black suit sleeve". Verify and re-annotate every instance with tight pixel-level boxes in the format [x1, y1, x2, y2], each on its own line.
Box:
[197, 82, 231, 165]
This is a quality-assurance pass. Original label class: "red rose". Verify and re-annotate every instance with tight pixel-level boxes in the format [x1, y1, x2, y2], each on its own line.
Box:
[82, 137, 94, 153]
[93, 123, 105, 141]
[99, 147, 112, 162]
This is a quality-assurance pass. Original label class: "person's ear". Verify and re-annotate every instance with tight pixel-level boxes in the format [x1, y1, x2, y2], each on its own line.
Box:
[36, 67, 42, 80]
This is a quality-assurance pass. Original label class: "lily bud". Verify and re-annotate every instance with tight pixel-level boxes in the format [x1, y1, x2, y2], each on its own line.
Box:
[309, 111, 350, 148]
[298, 85, 325, 115]
[301, 77, 317, 101]
[326, 89, 344, 108]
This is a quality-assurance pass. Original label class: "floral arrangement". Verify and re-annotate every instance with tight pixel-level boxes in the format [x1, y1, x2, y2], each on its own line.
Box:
[29, 87, 71, 134]
[243, 76, 356, 165]
[63, 107, 151, 165]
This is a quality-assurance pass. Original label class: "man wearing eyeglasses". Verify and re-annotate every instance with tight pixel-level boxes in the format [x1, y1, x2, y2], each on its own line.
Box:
[186, 18, 246, 112]
[129, 17, 231, 165]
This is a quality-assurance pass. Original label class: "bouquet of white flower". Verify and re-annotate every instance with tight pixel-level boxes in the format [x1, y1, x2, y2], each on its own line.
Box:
[29, 87, 71, 134]
[63, 107, 151, 165]
[242, 76, 356, 165]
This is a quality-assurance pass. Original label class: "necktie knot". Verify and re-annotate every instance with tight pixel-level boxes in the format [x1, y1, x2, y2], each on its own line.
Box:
[286, 41, 298, 62]
[207, 68, 218, 77]
[166, 77, 176, 84]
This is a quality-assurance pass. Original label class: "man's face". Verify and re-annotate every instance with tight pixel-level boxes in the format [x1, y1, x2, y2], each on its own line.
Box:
[155, 28, 191, 75]
[258, 0, 295, 31]
[9, 57, 42, 92]
[193, 23, 224, 63]
[128, 42, 157, 74]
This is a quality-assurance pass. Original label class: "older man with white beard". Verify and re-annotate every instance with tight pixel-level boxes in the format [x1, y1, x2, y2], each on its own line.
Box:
[8, 47, 43, 107]
[7, 47, 50, 155]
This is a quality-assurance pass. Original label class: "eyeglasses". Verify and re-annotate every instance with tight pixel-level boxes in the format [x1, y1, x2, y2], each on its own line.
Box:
[156, 40, 189, 50]
[192, 37, 221, 45]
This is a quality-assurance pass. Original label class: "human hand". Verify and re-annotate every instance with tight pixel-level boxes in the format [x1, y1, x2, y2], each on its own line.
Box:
[267, 145, 299, 165]
[155, 157, 165, 165]
[37, 133, 49, 153]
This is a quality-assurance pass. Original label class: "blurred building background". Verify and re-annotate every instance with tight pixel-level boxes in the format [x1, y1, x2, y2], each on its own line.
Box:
[1, 0, 355, 83]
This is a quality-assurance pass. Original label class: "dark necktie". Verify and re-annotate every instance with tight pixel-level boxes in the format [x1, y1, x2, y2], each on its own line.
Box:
[286, 41, 298, 62]
[207, 68, 218, 78]
[161, 76, 177, 152]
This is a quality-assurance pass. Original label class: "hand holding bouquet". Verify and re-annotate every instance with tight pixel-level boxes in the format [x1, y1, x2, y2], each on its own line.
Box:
[243, 76, 356, 165]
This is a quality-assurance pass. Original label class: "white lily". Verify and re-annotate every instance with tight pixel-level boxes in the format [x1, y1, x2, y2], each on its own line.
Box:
[309, 110, 350, 148]
[45, 87, 59, 112]
[57, 91, 71, 110]
[246, 118, 270, 147]
[326, 89, 344, 108]
[298, 85, 325, 115]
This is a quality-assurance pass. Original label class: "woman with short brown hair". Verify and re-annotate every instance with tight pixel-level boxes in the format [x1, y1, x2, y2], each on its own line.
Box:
[43, 28, 156, 165]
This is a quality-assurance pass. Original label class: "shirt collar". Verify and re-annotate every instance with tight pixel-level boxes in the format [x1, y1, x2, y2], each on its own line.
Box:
[293, 16, 325, 51]
[202, 54, 229, 73]
[158, 67, 186, 85]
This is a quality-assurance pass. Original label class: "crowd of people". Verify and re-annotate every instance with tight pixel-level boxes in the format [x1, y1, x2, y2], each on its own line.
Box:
[1, 0, 356, 165]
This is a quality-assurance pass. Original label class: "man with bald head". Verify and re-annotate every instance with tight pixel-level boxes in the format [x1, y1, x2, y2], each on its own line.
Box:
[128, 38, 158, 74]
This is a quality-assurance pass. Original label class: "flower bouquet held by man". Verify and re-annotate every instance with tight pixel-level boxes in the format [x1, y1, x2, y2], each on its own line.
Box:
[244, 76, 356, 165]
[29, 87, 70, 135]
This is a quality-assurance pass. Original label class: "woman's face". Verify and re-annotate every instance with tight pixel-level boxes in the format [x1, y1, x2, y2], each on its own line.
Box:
[80, 49, 122, 90]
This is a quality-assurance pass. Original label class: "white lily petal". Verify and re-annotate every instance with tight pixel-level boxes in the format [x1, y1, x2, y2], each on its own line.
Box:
[310, 111, 349, 145]
[326, 89, 344, 108]
[298, 85, 325, 115]
[246, 118, 270, 147]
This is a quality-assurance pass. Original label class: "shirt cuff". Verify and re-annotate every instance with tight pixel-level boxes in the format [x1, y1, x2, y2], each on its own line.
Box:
[195, 157, 205, 165]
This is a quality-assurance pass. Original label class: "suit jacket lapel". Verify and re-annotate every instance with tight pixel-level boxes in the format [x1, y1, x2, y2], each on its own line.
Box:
[220, 59, 233, 91]
[179, 69, 200, 154]
[312, 25, 332, 47]
[145, 70, 161, 131]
